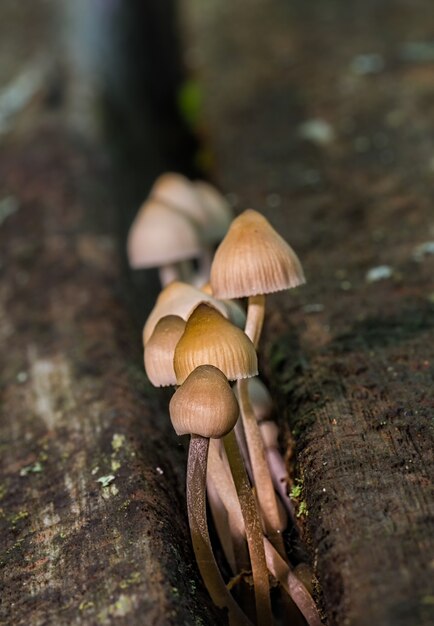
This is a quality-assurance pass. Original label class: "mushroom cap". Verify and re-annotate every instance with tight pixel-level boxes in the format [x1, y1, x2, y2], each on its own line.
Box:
[169, 365, 239, 438]
[210, 209, 306, 299]
[127, 198, 201, 269]
[194, 181, 233, 242]
[151, 173, 205, 227]
[174, 303, 258, 385]
[143, 281, 228, 344]
[144, 315, 186, 387]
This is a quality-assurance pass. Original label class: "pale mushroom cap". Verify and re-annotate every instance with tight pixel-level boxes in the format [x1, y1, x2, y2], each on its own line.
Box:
[210, 209, 306, 299]
[194, 181, 233, 242]
[143, 281, 228, 344]
[169, 365, 239, 438]
[174, 303, 258, 385]
[144, 315, 186, 387]
[151, 173, 206, 227]
[127, 199, 201, 269]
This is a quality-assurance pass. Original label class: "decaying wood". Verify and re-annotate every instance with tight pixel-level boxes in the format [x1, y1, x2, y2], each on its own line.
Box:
[0, 2, 220, 625]
[182, 1, 434, 625]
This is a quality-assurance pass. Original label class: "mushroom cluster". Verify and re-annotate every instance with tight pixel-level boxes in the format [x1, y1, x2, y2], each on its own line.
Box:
[128, 173, 321, 626]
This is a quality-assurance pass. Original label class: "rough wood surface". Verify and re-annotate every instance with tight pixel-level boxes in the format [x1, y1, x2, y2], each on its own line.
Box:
[182, 1, 434, 625]
[0, 3, 220, 625]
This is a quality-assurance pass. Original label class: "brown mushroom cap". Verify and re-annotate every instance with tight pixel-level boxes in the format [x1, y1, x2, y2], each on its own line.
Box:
[144, 315, 186, 387]
[210, 209, 305, 299]
[143, 281, 228, 345]
[169, 365, 239, 438]
[174, 303, 258, 385]
[127, 198, 201, 269]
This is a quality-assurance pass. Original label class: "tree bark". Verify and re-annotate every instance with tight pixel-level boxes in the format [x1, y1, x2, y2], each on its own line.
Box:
[181, 1, 434, 625]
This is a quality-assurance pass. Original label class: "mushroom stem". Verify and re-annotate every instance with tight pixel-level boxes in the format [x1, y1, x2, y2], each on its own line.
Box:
[223, 430, 273, 626]
[263, 539, 322, 626]
[187, 434, 252, 626]
[208, 440, 250, 572]
[207, 461, 238, 574]
[237, 379, 286, 557]
[158, 263, 180, 287]
[244, 294, 265, 348]
[265, 446, 297, 525]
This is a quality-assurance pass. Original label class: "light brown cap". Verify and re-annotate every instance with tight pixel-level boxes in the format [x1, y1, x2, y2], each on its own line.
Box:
[169, 365, 239, 437]
[143, 281, 228, 344]
[210, 209, 305, 299]
[127, 198, 201, 269]
[174, 303, 258, 384]
[144, 315, 186, 387]
[194, 181, 232, 242]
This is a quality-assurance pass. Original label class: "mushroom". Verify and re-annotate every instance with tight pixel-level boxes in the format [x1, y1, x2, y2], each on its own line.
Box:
[209, 428, 322, 626]
[169, 365, 252, 626]
[173, 303, 273, 626]
[210, 209, 305, 550]
[151, 173, 233, 285]
[127, 198, 202, 287]
[143, 315, 185, 387]
[143, 281, 227, 345]
[210, 209, 305, 347]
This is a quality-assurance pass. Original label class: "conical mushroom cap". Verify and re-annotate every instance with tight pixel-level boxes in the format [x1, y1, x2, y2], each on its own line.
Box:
[169, 365, 239, 437]
[174, 303, 258, 384]
[127, 198, 201, 269]
[143, 281, 228, 344]
[144, 315, 186, 387]
[210, 209, 306, 299]
[151, 173, 206, 227]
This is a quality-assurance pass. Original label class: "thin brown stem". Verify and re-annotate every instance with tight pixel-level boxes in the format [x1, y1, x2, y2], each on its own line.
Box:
[244, 294, 265, 348]
[223, 430, 273, 626]
[263, 538, 322, 626]
[187, 435, 252, 626]
[237, 379, 286, 556]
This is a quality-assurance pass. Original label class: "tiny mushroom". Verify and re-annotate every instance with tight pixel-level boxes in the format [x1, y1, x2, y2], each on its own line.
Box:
[127, 198, 202, 286]
[143, 281, 227, 345]
[210, 209, 305, 550]
[169, 365, 252, 626]
[144, 315, 186, 387]
[173, 303, 273, 626]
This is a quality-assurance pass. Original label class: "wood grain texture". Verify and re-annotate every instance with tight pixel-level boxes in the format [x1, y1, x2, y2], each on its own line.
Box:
[182, 0, 434, 624]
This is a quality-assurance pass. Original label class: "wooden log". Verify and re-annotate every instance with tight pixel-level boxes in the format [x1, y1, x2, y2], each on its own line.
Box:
[0, 2, 221, 625]
[182, 1, 434, 625]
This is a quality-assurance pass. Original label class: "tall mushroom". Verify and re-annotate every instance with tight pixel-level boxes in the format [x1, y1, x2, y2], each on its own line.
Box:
[170, 365, 252, 626]
[210, 209, 305, 550]
[174, 303, 273, 626]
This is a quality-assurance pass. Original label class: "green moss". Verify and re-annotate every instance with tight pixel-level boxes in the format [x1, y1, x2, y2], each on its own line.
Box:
[297, 501, 308, 518]
[177, 80, 202, 130]
[20, 461, 43, 476]
[10, 510, 29, 525]
[119, 571, 141, 589]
